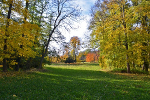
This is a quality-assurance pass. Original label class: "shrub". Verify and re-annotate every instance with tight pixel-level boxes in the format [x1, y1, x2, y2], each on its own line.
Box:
[65, 56, 75, 63]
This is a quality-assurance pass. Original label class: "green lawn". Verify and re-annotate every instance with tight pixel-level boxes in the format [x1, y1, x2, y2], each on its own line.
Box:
[0, 63, 150, 100]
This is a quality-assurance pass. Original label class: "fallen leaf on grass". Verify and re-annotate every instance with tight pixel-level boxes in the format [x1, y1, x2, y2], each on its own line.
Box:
[13, 94, 17, 97]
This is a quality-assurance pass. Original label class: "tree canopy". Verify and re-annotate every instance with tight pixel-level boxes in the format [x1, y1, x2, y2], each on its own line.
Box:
[70, 36, 81, 62]
[0, 0, 81, 71]
[89, 0, 150, 73]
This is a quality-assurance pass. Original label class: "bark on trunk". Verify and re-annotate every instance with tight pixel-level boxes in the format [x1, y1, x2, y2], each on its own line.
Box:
[126, 55, 130, 73]
[16, 0, 29, 71]
[3, 58, 7, 72]
[125, 33, 130, 73]
[122, 4, 130, 73]
[15, 56, 21, 71]
[3, 2, 12, 72]
[141, 16, 149, 72]
[39, 53, 45, 69]
[39, 32, 53, 69]
[143, 60, 149, 72]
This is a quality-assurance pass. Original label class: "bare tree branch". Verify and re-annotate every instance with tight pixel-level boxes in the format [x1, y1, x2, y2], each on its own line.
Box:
[39, 0, 81, 68]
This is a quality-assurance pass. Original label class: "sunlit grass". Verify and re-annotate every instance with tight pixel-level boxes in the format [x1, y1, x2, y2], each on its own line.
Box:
[0, 63, 150, 99]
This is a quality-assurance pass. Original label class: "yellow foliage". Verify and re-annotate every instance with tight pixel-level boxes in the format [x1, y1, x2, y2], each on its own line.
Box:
[0, 0, 41, 66]
[89, 0, 150, 70]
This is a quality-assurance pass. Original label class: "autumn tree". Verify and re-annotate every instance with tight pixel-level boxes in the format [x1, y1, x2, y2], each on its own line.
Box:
[1, 0, 13, 72]
[131, 0, 150, 71]
[86, 51, 99, 62]
[70, 36, 81, 62]
[0, 0, 40, 71]
[0, 0, 81, 71]
[89, 0, 150, 72]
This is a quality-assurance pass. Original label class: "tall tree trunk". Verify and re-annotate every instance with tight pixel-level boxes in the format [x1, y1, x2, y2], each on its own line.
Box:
[36, 2, 46, 69]
[16, 0, 29, 71]
[75, 52, 76, 62]
[73, 49, 76, 62]
[122, 3, 130, 73]
[3, 2, 12, 72]
[125, 30, 130, 73]
[39, 53, 45, 69]
[142, 42, 149, 72]
[144, 60, 149, 72]
[141, 16, 149, 72]
[126, 54, 130, 73]
[15, 57, 20, 71]
[39, 29, 54, 69]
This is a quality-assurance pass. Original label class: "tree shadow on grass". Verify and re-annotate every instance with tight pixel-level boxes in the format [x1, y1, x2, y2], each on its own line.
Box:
[0, 66, 150, 100]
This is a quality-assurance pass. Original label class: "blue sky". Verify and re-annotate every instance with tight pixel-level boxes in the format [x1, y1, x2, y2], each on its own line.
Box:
[51, 0, 97, 49]
[64, 0, 97, 41]
[76, 0, 96, 15]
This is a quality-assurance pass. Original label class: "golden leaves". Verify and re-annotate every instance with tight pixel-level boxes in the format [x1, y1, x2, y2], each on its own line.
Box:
[70, 36, 81, 50]
[0, 20, 40, 65]
[89, 0, 150, 69]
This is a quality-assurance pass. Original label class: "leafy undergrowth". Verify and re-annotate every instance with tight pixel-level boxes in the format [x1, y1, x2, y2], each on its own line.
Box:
[0, 64, 150, 100]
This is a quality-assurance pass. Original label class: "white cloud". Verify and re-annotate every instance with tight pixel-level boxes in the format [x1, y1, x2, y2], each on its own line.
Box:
[74, 0, 97, 15]
[63, 0, 97, 42]
[64, 15, 91, 41]
[51, 0, 97, 49]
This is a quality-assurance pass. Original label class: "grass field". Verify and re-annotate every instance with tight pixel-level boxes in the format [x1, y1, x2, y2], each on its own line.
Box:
[0, 63, 150, 100]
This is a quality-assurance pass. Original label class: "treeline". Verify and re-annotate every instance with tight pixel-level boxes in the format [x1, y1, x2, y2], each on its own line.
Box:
[89, 0, 150, 73]
[0, 0, 80, 72]
[49, 48, 99, 63]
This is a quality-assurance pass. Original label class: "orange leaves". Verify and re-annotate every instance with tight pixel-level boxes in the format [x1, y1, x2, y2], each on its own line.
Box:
[86, 51, 99, 62]
[69, 36, 81, 61]
[70, 36, 81, 49]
